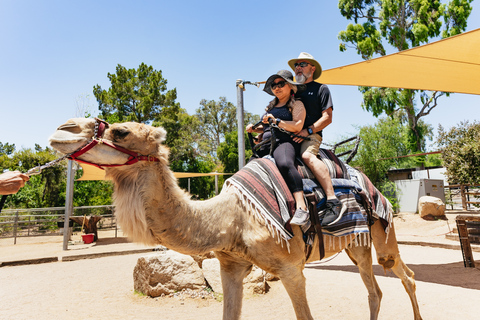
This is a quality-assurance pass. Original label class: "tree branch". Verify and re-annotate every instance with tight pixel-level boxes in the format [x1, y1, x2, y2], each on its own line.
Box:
[416, 91, 445, 121]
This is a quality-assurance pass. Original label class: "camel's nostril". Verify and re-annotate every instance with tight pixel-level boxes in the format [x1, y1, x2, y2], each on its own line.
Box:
[113, 128, 130, 140]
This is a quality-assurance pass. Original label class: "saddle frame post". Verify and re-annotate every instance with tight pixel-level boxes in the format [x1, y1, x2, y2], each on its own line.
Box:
[306, 193, 325, 260]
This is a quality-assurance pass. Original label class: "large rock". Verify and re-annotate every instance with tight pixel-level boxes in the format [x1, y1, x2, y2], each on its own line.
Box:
[133, 250, 205, 297]
[418, 196, 446, 219]
[202, 258, 275, 295]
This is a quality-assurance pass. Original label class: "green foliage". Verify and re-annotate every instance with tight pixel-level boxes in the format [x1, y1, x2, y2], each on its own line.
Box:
[153, 104, 200, 164]
[217, 131, 253, 174]
[349, 116, 434, 185]
[437, 120, 480, 184]
[442, 0, 473, 37]
[0, 146, 65, 208]
[171, 155, 218, 200]
[337, 0, 472, 154]
[195, 97, 237, 156]
[193, 97, 259, 161]
[73, 179, 113, 206]
[0, 142, 16, 155]
[0, 144, 114, 208]
[378, 180, 399, 213]
[93, 63, 177, 124]
[153, 103, 222, 199]
[350, 117, 409, 185]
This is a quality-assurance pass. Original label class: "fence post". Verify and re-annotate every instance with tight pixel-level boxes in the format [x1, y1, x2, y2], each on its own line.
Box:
[63, 160, 75, 250]
[460, 185, 467, 211]
[13, 210, 19, 245]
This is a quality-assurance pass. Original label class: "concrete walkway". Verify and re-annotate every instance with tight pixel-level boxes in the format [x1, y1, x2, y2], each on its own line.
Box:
[0, 229, 156, 267]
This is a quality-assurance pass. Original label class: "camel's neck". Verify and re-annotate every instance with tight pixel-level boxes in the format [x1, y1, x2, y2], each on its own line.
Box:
[108, 162, 243, 255]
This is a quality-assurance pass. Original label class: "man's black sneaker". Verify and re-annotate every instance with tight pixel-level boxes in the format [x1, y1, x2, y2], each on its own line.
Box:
[320, 199, 346, 226]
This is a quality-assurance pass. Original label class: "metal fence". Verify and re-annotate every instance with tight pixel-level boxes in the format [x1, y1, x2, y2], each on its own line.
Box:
[0, 205, 116, 244]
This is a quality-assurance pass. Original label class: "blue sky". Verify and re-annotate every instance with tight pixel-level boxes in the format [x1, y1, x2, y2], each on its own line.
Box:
[1, 0, 479, 151]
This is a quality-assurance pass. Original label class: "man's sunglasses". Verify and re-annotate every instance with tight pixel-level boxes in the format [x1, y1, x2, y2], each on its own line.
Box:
[271, 80, 287, 90]
[294, 62, 310, 68]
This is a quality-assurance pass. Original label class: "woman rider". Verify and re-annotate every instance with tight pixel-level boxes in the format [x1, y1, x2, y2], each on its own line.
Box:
[246, 70, 309, 226]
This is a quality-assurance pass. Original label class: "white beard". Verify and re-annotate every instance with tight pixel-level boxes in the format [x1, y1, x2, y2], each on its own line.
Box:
[296, 73, 307, 84]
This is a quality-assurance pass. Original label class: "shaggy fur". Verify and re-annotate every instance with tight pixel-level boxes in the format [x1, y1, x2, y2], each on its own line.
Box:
[49, 118, 422, 320]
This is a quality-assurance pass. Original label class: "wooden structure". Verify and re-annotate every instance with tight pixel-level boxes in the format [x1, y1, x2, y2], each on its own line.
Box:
[69, 216, 102, 241]
[456, 215, 480, 268]
[445, 184, 480, 211]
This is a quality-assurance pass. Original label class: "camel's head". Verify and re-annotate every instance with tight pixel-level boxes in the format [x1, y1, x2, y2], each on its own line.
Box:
[49, 118, 167, 165]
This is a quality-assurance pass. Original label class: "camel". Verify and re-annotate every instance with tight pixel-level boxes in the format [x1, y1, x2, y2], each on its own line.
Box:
[49, 118, 422, 320]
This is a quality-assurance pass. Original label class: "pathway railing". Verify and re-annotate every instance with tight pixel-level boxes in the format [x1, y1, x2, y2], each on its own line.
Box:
[0, 205, 116, 244]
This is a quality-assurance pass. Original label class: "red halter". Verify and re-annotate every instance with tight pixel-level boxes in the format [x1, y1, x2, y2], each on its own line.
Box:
[67, 118, 160, 170]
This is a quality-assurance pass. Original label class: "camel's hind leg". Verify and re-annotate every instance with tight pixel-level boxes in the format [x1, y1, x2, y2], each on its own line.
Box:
[345, 244, 382, 320]
[215, 251, 253, 320]
[371, 220, 423, 320]
[276, 264, 314, 320]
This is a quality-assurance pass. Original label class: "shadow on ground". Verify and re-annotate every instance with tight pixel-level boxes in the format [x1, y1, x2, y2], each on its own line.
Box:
[306, 261, 480, 290]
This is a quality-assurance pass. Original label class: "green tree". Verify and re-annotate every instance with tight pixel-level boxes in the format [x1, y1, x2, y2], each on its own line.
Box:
[154, 104, 203, 165]
[73, 179, 113, 207]
[153, 104, 219, 199]
[0, 146, 65, 208]
[437, 120, 480, 185]
[349, 116, 433, 185]
[338, 0, 473, 154]
[194, 97, 237, 159]
[194, 97, 259, 163]
[93, 63, 177, 123]
[217, 131, 254, 174]
[0, 142, 15, 155]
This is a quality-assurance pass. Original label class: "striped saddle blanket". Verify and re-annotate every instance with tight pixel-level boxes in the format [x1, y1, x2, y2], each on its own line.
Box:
[222, 149, 392, 248]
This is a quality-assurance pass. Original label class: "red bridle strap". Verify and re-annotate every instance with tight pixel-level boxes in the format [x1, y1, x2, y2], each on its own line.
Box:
[67, 119, 160, 170]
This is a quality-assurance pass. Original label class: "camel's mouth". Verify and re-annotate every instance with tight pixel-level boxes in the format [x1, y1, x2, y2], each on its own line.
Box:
[49, 128, 90, 154]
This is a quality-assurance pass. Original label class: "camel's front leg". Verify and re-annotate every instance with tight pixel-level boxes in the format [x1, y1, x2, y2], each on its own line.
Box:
[345, 244, 382, 320]
[215, 251, 253, 320]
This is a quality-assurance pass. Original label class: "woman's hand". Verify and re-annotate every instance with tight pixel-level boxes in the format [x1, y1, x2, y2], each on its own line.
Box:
[262, 113, 275, 124]
[246, 123, 255, 133]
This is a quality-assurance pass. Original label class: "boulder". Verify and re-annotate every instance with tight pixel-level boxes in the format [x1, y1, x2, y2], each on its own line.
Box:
[133, 250, 205, 297]
[202, 258, 223, 293]
[418, 196, 446, 219]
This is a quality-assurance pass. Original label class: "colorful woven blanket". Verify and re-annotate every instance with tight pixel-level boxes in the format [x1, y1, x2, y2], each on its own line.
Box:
[298, 148, 392, 235]
[222, 149, 393, 249]
[222, 158, 296, 247]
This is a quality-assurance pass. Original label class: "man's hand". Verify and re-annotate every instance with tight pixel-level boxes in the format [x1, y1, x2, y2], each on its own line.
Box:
[0, 171, 30, 195]
[293, 128, 308, 143]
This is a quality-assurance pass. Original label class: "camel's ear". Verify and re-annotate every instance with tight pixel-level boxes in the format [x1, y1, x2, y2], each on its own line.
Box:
[149, 127, 167, 144]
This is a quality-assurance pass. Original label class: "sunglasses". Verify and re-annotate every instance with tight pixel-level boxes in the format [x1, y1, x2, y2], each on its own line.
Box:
[271, 80, 287, 90]
[294, 62, 310, 68]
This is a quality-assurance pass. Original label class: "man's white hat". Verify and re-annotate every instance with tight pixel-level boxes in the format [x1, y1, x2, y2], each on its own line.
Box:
[288, 52, 322, 80]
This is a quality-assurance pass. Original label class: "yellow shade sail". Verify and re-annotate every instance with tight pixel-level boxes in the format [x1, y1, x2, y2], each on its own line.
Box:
[320, 28, 480, 95]
[76, 163, 230, 181]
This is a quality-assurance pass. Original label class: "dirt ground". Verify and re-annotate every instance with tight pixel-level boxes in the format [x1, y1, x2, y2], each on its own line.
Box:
[1, 213, 480, 320]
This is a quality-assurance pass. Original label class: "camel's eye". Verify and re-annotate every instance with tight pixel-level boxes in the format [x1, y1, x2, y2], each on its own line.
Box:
[112, 128, 130, 141]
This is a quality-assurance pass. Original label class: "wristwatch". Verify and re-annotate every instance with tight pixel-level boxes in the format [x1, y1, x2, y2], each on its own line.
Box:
[307, 127, 314, 135]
